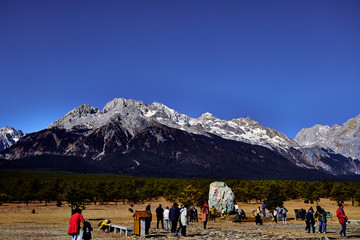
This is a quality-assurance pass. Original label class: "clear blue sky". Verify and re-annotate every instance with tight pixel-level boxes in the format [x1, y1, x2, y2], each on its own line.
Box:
[1, 0, 359, 138]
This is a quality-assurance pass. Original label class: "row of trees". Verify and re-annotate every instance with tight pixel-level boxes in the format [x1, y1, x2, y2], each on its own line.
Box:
[1, 171, 360, 209]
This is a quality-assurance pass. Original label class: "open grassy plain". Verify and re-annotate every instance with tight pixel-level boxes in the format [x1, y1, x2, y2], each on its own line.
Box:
[0, 198, 359, 240]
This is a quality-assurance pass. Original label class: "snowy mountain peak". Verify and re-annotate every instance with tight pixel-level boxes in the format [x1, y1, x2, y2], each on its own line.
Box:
[102, 98, 147, 113]
[0, 126, 25, 151]
[198, 112, 218, 121]
[295, 115, 360, 160]
[1, 126, 16, 134]
[48, 104, 100, 129]
[48, 98, 301, 157]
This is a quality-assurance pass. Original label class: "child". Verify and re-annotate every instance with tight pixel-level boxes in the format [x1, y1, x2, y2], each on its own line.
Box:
[83, 221, 93, 240]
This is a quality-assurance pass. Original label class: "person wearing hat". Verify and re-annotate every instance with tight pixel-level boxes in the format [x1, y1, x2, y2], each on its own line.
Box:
[175, 204, 189, 236]
[99, 219, 110, 233]
[202, 204, 209, 229]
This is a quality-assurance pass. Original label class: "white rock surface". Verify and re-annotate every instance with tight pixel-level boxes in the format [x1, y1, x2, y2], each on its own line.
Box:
[208, 182, 235, 213]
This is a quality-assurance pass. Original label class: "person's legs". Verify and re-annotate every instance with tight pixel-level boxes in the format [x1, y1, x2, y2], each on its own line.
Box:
[165, 219, 170, 230]
[311, 222, 315, 233]
[175, 222, 182, 235]
[171, 220, 177, 233]
[161, 218, 164, 229]
[305, 221, 310, 233]
[157, 218, 160, 229]
[181, 226, 186, 236]
[203, 220, 207, 229]
[323, 221, 327, 233]
[340, 222, 346, 237]
[71, 234, 77, 240]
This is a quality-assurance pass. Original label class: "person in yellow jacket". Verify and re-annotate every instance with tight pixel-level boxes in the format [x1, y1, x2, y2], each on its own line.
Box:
[210, 207, 216, 221]
[99, 219, 110, 233]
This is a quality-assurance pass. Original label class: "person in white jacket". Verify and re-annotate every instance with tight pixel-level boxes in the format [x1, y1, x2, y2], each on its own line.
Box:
[163, 206, 171, 231]
[175, 205, 189, 236]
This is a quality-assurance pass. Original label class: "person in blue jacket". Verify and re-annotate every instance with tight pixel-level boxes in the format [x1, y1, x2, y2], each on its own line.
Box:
[280, 206, 288, 224]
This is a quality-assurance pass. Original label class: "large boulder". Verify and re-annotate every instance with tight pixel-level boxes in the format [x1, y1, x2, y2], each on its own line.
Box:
[208, 182, 235, 213]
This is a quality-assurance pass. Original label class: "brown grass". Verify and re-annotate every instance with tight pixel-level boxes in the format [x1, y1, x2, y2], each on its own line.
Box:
[0, 198, 359, 239]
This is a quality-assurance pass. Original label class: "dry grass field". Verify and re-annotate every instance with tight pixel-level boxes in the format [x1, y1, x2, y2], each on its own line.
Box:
[1, 198, 360, 240]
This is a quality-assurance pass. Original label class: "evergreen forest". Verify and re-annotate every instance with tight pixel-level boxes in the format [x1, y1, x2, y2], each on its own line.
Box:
[1, 170, 360, 209]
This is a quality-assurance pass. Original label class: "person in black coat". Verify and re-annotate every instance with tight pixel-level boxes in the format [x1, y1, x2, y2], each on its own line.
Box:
[255, 213, 263, 225]
[145, 205, 152, 234]
[156, 204, 164, 229]
[305, 207, 315, 233]
[169, 203, 180, 235]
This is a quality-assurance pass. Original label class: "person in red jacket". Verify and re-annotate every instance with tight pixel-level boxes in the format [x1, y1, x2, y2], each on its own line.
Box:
[336, 203, 348, 238]
[68, 208, 86, 240]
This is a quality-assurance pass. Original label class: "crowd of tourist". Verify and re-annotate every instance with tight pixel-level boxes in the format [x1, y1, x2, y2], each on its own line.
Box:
[67, 202, 350, 239]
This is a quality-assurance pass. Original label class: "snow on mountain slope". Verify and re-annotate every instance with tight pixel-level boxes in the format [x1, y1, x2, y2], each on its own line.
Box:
[295, 115, 360, 161]
[49, 98, 301, 155]
[0, 126, 25, 151]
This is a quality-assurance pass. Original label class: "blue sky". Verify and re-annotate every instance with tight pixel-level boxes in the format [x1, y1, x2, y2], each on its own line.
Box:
[1, 0, 359, 138]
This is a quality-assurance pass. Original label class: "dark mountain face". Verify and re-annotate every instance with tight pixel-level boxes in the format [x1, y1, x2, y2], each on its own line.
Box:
[0, 121, 340, 180]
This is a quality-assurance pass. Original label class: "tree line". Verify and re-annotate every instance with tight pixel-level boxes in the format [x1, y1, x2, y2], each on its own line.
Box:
[1, 171, 360, 209]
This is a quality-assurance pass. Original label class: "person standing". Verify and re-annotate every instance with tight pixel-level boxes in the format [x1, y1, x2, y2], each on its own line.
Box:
[202, 205, 209, 229]
[315, 206, 327, 233]
[305, 207, 315, 233]
[280, 206, 288, 224]
[336, 203, 348, 238]
[193, 207, 198, 222]
[156, 204, 164, 229]
[261, 201, 266, 217]
[234, 202, 239, 214]
[145, 205, 152, 234]
[164, 206, 171, 231]
[68, 208, 85, 240]
[176, 205, 189, 236]
[169, 203, 179, 235]
[273, 208, 278, 224]
[210, 206, 216, 221]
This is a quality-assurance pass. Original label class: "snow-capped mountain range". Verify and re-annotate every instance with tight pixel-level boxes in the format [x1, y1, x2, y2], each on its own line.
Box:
[1, 98, 359, 176]
[0, 127, 25, 151]
[49, 98, 299, 154]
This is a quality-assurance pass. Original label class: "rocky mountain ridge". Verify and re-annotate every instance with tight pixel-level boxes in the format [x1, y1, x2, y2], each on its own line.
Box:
[0, 127, 25, 151]
[1, 98, 359, 177]
[295, 115, 360, 159]
[49, 98, 301, 157]
[295, 115, 360, 174]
